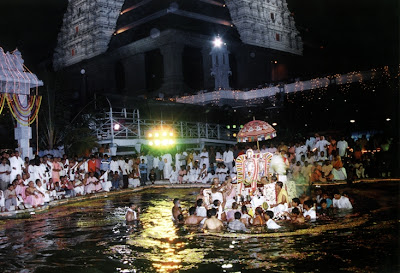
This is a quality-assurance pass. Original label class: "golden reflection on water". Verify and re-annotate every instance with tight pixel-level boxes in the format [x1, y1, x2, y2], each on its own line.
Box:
[126, 199, 204, 272]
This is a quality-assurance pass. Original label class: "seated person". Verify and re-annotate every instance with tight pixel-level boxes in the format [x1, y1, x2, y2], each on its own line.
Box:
[303, 200, 317, 220]
[228, 211, 248, 232]
[264, 210, 281, 229]
[321, 160, 334, 181]
[270, 181, 289, 216]
[203, 208, 224, 231]
[184, 207, 204, 225]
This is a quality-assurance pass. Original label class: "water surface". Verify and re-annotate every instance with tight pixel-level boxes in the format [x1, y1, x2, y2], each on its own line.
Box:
[0, 183, 399, 273]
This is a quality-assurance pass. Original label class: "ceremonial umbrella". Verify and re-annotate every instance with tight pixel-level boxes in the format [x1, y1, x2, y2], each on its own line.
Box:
[237, 118, 277, 149]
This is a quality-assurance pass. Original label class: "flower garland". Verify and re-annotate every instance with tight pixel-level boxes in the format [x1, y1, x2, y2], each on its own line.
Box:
[12, 94, 36, 113]
[0, 95, 5, 115]
[4, 94, 42, 126]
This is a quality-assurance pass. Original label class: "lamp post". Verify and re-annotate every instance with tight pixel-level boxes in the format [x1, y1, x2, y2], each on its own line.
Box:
[105, 97, 116, 156]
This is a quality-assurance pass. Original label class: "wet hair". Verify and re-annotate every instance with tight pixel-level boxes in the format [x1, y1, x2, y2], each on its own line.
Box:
[196, 199, 203, 207]
[213, 199, 220, 207]
[208, 208, 217, 217]
[234, 211, 241, 220]
[265, 210, 274, 219]
[173, 198, 180, 205]
[189, 207, 196, 215]
[241, 205, 248, 214]
[292, 207, 300, 215]
[255, 207, 264, 215]
[276, 181, 283, 188]
[292, 198, 300, 205]
[304, 200, 314, 208]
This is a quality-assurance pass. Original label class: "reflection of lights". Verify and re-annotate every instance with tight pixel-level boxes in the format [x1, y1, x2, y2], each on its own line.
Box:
[222, 264, 233, 268]
[114, 123, 120, 131]
[350, 120, 355, 123]
[272, 122, 277, 126]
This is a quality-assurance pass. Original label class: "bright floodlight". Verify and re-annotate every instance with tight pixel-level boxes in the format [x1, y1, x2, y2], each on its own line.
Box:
[114, 123, 120, 131]
[386, 118, 391, 121]
[350, 120, 356, 123]
[272, 122, 277, 126]
[213, 37, 223, 48]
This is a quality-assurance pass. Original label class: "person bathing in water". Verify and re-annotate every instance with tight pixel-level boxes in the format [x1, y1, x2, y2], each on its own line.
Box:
[126, 202, 140, 222]
[172, 198, 183, 220]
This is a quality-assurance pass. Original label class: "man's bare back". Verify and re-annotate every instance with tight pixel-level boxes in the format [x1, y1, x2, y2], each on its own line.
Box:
[203, 216, 224, 231]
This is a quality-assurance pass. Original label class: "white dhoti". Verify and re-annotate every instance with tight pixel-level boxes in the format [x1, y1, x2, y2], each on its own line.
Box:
[332, 168, 347, 181]
[128, 178, 140, 188]
[101, 181, 112, 192]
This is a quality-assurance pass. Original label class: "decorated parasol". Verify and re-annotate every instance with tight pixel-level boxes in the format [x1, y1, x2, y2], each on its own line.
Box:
[237, 118, 277, 149]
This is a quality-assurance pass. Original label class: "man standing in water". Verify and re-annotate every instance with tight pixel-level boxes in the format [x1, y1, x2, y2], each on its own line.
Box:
[126, 203, 140, 222]
[203, 208, 224, 231]
[172, 198, 182, 220]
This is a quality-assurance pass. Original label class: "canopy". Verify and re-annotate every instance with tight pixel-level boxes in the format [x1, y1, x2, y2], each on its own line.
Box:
[237, 120, 276, 143]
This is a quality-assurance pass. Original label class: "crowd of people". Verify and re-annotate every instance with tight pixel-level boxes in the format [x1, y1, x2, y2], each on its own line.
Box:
[0, 133, 392, 212]
[168, 176, 354, 232]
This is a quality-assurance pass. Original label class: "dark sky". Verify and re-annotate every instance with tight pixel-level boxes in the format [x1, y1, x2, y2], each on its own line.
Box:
[0, 0, 398, 74]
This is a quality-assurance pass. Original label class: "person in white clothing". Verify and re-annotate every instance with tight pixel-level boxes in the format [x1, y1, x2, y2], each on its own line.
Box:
[303, 200, 317, 220]
[99, 170, 112, 191]
[9, 151, 24, 183]
[0, 158, 11, 191]
[199, 148, 209, 169]
[223, 147, 234, 172]
[169, 166, 179, 184]
[332, 191, 353, 209]
[264, 210, 281, 229]
[337, 137, 349, 157]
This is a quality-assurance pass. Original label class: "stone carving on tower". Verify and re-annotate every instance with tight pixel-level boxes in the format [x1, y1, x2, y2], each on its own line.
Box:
[225, 0, 303, 55]
[53, 0, 125, 70]
[210, 38, 232, 90]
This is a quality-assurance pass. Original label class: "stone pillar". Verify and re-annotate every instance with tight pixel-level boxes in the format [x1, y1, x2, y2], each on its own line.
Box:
[15, 95, 33, 159]
[123, 53, 146, 93]
[160, 43, 185, 95]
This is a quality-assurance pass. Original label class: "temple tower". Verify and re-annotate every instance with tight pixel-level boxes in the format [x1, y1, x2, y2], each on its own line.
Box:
[53, 0, 125, 70]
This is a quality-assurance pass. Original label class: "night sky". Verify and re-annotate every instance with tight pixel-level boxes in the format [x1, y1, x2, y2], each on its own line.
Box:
[0, 0, 398, 74]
